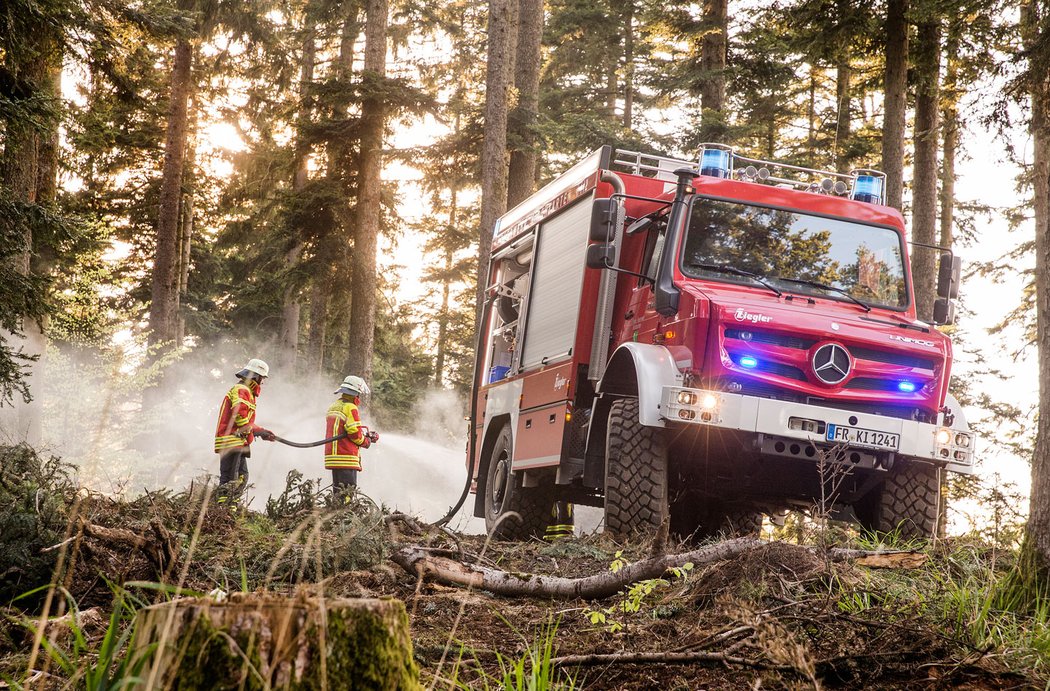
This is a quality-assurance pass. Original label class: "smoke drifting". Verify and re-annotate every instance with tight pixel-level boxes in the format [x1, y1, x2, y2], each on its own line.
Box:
[0, 342, 484, 533]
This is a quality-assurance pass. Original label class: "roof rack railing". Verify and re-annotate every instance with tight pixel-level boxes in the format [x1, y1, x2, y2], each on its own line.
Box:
[611, 144, 887, 204]
[698, 142, 887, 204]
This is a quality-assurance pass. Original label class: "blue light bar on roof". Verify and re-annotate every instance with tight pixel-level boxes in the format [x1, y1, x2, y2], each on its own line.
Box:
[851, 174, 884, 204]
[700, 148, 731, 178]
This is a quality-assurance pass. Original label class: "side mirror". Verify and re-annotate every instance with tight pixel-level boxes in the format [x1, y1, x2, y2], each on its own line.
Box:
[589, 198, 620, 242]
[936, 253, 962, 299]
[933, 297, 955, 326]
[586, 243, 614, 269]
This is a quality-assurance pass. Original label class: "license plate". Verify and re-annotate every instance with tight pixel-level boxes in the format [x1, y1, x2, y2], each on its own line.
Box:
[826, 423, 900, 451]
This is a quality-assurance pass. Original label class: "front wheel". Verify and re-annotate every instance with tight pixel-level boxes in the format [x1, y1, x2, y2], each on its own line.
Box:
[854, 463, 940, 540]
[483, 423, 553, 540]
[604, 398, 669, 539]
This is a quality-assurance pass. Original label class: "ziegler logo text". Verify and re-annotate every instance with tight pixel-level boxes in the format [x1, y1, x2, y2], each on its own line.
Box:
[734, 308, 772, 324]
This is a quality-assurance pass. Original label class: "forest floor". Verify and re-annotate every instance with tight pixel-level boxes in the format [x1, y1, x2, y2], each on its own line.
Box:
[0, 444, 1047, 689]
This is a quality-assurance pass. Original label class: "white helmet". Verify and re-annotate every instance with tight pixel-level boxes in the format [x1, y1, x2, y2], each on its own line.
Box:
[335, 375, 370, 397]
[235, 358, 270, 380]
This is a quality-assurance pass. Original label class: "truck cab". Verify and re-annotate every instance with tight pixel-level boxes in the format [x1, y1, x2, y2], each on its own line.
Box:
[469, 145, 974, 540]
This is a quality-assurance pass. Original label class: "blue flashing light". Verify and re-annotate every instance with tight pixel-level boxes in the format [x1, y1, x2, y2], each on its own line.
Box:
[739, 355, 758, 369]
[852, 174, 884, 204]
[700, 148, 731, 178]
[897, 381, 917, 393]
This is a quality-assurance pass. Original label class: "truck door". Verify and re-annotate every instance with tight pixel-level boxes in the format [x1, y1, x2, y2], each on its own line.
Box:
[619, 224, 665, 344]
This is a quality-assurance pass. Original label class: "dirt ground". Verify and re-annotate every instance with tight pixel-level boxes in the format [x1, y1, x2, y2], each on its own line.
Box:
[0, 469, 1044, 690]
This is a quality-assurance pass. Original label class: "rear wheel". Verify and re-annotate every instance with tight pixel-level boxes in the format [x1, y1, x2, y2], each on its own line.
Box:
[855, 463, 940, 540]
[604, 398, 669, 539]
[483, 423, 553, 540]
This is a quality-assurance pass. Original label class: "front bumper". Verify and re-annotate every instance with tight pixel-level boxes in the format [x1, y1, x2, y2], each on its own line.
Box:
[660, 386, 976, 475]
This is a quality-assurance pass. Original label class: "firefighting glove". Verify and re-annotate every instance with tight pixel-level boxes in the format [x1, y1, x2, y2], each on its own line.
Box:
[359, 436, 371, 449]
[367, 431, 380, 444]
[257, 429, 276, 442]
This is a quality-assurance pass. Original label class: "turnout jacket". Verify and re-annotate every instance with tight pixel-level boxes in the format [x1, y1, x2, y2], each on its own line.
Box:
[324, 398, 369, 470]
[214, 381, 262, 453]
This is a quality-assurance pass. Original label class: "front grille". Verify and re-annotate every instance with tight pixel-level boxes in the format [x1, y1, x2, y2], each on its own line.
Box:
[849, 346, 936, 370]
[845, 377, 901, 392]
[725, 328, 816, 350]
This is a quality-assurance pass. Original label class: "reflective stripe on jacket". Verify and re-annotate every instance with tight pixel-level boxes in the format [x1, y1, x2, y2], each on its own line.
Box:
[214, 383, 258, 453]
[324, 399, 368, 470]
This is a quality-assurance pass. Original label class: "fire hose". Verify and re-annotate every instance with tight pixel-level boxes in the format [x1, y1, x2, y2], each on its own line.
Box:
[270, 429, 379, 448]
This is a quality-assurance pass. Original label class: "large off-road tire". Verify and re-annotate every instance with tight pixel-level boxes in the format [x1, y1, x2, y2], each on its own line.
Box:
[604, 398, 669, 539]
[855, 462, 940, 540]
[483, 423, 554, 540]
[715, 505, 764, 537]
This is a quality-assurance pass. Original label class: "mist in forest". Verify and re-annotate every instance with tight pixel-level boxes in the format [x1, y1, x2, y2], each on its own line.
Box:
[0, 343, 484, 532]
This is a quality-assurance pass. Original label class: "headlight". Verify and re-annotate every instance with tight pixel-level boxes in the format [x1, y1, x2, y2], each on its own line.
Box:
[954, 433, 970, 448]
[677, 391, 698, 405]
[935, 428, 951, 445]
[700, 393, 719, 411]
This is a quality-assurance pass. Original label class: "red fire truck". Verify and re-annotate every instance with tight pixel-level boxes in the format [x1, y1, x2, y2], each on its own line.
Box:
[467, 144, 975, 540]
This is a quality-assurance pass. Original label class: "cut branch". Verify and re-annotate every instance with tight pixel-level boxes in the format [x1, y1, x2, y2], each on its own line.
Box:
[390, 539, 926, 600]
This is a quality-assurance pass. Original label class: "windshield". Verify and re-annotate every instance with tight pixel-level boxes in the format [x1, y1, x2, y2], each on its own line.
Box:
[681, 198, 908, 309]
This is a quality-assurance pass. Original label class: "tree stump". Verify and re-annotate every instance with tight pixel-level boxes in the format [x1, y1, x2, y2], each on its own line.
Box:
[132, 593, 419, 690]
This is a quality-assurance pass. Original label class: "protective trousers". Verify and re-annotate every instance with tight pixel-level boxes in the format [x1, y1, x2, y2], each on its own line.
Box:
[332, 468, 358, 505]
[544, 501, 574, 541]
[218, 449, 250, 509]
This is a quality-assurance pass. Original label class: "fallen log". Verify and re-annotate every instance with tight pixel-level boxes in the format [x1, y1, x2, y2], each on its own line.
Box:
[390, 539, 927, 600]
[132, 593, 420, 690]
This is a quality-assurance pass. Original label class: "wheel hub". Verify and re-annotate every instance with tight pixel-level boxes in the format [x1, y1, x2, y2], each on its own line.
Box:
[491, 456, 510, 510]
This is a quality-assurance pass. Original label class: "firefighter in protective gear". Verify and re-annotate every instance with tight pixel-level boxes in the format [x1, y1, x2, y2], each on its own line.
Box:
[544, 501, 575, 541]
[214, 358, 276, 508]
[324, 375, 378, 502]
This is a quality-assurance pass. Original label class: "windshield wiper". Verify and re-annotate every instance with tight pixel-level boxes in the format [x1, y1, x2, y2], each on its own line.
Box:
[775, 277, 871, 312]
[689, 263, 782, 297]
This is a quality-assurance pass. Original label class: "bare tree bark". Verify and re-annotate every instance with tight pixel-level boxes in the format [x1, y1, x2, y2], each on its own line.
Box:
[881, 0, 908, 211]
[507, 0, 543, 208]
[345, 0, 389, 384]
[699, 0, 728, 140]
[148, 29, 195, 348]
[911, 18, 941, 322]
[175, 95, 198, 345]
[473, 0, 518, 332]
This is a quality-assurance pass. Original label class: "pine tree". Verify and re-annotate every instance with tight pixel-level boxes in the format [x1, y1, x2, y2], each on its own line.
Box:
[344, 0, 389, 384]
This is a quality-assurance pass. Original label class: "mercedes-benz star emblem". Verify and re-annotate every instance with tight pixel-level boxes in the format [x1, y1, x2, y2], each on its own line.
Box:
[812, 343, 851, 385]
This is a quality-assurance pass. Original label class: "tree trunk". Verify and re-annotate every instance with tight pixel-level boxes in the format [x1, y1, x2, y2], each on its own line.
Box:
[834, 61, 851, 173]
[134, 594, 419, 690]
[148, 35, 195, 348]
[507, 0, 543, 208]
[1, 20, 60, 438]
[881, 0, 908, 211]
[175, 96, 198, 345]
[345, 0, 388, 384]
[277, 11, 318, 372]
[623, 0, 635, 130]
[911, 18, 941, 323]
[807, 70, 817, 154]
[306, 278, 329, 375]
[699, 0, 728, 140]
[939, 21, 960, 249]
[474, 0, 518, 333]
[1018, 0, 1050, 592]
